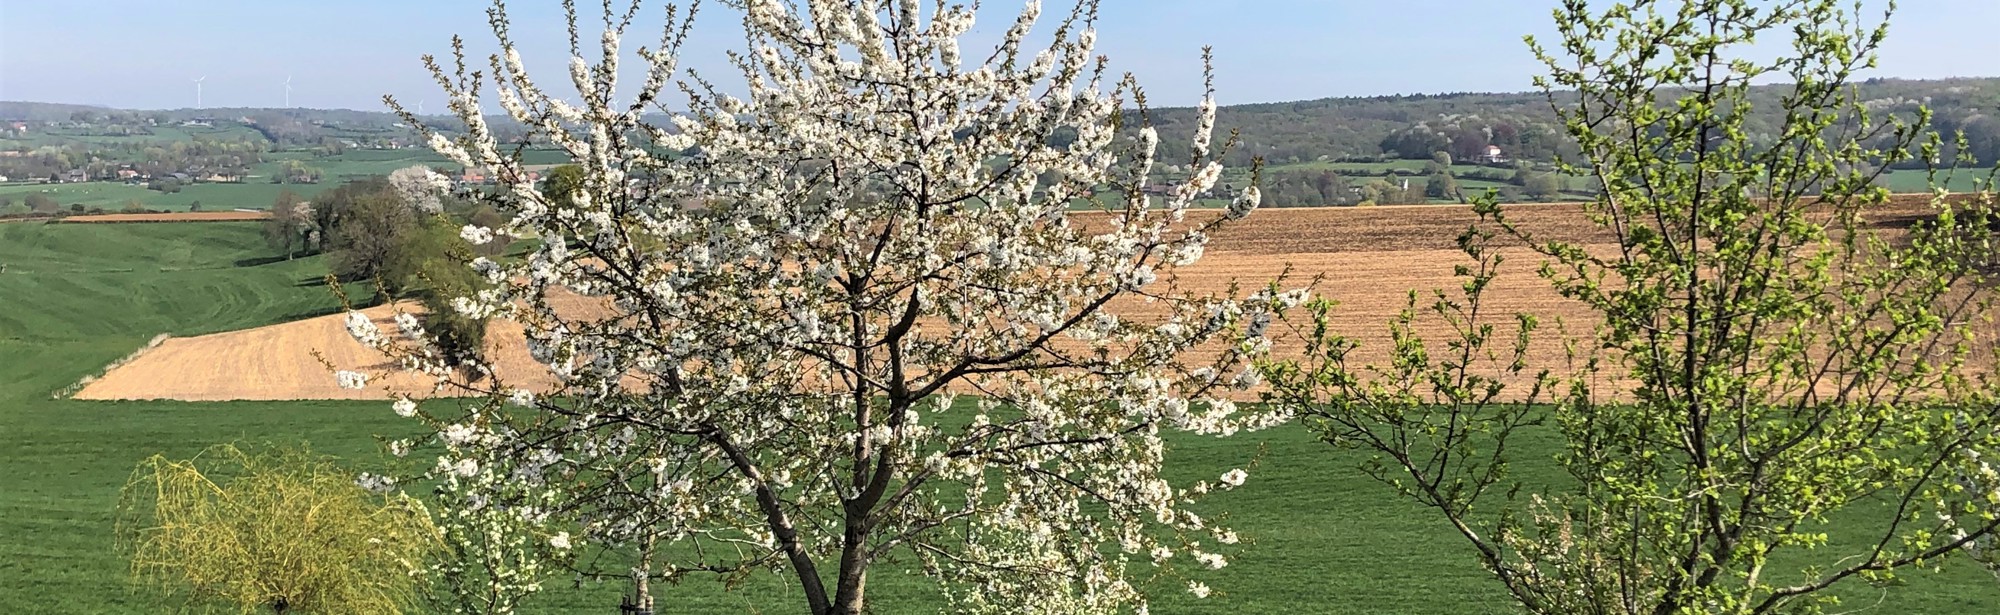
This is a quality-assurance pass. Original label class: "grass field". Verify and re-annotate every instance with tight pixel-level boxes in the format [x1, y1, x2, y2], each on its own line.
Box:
[3, 219, 1998, 613]
[0, 181, 340, 212]
[0, 145, 576, 213]
[0, 125, 269, 149]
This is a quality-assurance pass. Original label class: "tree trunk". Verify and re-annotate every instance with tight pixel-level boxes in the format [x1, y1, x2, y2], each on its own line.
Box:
[633, 536, 655, 614]
[832, 547, 867, 615]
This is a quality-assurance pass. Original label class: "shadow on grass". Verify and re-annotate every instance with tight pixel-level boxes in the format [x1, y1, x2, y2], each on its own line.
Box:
[234, 255, 293, 268]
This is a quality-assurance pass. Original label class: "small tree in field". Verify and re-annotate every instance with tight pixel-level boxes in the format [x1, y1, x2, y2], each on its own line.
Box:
[1262, 1, 2000, 614]
[265, 189, 310, 260]
[354, 1, 1286, 614]
[116, 445, 438, 615]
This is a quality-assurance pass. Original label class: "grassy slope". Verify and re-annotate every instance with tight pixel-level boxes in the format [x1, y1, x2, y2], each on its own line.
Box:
[1, 222, 1996, 613]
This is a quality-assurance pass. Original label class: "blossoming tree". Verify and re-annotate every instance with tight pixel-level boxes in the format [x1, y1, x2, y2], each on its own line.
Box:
[347, 1, 1291, 613]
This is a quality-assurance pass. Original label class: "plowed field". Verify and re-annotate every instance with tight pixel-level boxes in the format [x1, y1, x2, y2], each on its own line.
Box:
[76, 198, 1970, 401]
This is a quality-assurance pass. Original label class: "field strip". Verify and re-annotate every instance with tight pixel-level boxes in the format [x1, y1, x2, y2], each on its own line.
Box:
[70, 199, 1965, 402]
[72, 245, 1591, 402]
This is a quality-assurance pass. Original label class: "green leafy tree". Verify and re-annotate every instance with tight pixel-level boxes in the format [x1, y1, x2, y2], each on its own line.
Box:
[1425, 172, 1460, 201]
[329, 191, 418, 292]
[309, 177, 393, 253]
[265, 189, 309, 260]
[1262, 2, 2000, 614]
[116, 444, 438, 614]
[406, 220, 490, 365]
[1521, 171, 1565, 201]
[538, 164, 585, 208]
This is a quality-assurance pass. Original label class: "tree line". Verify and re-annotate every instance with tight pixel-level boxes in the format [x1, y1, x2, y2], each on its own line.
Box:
[262, 168, 516, 365]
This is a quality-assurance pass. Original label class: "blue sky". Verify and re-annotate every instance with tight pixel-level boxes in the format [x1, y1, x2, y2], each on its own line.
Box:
[2, 0, 1996, 111]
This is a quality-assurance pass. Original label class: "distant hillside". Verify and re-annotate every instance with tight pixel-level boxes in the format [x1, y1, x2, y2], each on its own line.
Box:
[1138, 77, 2000, 168]
[5, 76, 1995, 209]
[9, 76, 1996, 164]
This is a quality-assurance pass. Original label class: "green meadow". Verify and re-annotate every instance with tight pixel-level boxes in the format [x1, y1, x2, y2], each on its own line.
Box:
[2, 221, 1997, 613]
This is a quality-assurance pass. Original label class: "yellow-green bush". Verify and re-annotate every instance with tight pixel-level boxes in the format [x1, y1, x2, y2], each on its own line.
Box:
[117, 444, 438, 614]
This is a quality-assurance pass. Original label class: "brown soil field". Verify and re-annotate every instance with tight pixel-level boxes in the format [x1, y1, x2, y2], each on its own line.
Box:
[62, 211, 271, 223]
[76, 197, 1984, 401]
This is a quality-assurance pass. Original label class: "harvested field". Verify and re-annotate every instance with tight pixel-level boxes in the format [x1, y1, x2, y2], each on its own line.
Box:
[61, 210, 271, 223]
[78, 198, 1981, 401]
[75, 302, 430, 401]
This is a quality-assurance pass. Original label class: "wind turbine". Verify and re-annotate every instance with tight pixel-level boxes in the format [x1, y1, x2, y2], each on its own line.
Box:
[284, 75, 293, 108]
[417, 99, 426, 116]
[193, 76, 207, 109]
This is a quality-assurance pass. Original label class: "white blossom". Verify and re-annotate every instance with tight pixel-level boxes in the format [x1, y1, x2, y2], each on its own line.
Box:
[507, 389, 536, 407]
[389, 165, 451, 214]
[334, 370, 368, 390]
[356, 473, 397, 494]
[1193, 551, 1228, 570]
[1226, 186, 1261, 221]
[393, 312, 425, 340]
[393, 396, 418, 418]
[345, 311, 382, 345]
[442, 423, 480, 447]
[460, 225, 495, 245]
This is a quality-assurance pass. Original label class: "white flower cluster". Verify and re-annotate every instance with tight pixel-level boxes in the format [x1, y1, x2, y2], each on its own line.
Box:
[334, 370, 368, 390]
[355, 472, 397, 494]
[345, 311, 383, 347]
[460, 225, 495, 245]
[388, 165, 452, 214]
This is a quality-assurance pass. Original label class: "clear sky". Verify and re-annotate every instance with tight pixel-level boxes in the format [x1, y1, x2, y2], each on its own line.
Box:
[2, 0, 1996, 111]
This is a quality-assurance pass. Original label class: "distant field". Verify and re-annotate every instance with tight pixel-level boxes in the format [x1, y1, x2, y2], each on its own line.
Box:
[62, 211, 270, 223]
[253, 149, 457, 181]
[0, 124, 267, 148]
[3, 214, 1999, 614]
[0, 147, 577, 212]
[0, 181, 320, 212]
